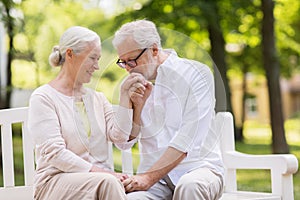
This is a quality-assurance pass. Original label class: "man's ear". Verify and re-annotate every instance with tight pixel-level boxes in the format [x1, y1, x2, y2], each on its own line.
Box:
[152, 44, 159, 56]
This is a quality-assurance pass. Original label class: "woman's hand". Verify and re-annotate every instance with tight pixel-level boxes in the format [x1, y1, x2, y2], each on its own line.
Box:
[90, 165, 129, 182]
[130, 80, 152, 109]
[120, 73, 147, 108]
[120, 73, 153, 141]
[113, 172, 129, 182]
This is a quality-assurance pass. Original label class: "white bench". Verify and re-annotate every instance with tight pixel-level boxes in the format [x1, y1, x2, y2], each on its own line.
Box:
[0, 107, 298, 200]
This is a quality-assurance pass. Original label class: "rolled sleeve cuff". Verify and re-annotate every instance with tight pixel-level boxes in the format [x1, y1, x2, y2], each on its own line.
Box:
[169, 134, 192, 153]
[114, 137, 137, 150]
[77, 161, 93, 172]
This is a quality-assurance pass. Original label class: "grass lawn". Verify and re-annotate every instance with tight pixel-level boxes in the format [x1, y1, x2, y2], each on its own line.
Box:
[1, 119, 299, 199]
[235, 119, 300, 199]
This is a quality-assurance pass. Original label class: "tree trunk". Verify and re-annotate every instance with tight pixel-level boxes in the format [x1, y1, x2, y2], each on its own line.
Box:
[261, 0, 289, 153]
[0, 1, 15, 167]
[5, 5, 13, 109]
[236, 64, 248, 141]
[206, 3, 232, 112]
[205, 1, 240, 140]
[208, 24, 232, 113]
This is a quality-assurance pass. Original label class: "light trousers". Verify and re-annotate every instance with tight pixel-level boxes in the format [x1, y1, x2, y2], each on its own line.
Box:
[127, 168, 223, 200]
[34, 172, 127, 200]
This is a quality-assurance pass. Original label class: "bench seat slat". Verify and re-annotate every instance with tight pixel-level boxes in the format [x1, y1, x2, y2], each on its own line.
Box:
[0, 186, 33, 199]
[220, 191, 281, 200]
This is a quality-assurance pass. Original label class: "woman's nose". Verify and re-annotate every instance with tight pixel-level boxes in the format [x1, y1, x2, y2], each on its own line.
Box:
[94, 63, 99, 70]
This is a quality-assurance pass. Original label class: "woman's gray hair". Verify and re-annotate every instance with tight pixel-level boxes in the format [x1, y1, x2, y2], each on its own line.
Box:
[112, 19, 161, 50]
[49, 26, 101, 67]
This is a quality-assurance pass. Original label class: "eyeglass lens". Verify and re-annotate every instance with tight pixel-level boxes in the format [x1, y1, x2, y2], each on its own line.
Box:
[116, 48, 147, 69]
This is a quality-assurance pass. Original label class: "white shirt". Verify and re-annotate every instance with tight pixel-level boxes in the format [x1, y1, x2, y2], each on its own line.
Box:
[116, 50, 224, 185]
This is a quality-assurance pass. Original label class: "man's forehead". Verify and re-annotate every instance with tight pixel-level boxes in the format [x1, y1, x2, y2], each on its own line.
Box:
[116, 36, 140, 56]
[117, 44, 141, 58]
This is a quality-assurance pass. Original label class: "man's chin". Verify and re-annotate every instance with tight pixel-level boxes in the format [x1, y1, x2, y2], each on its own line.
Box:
[130, 70, 141, 75]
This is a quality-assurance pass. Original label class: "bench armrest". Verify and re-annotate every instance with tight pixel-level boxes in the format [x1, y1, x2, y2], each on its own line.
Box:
[223, 150, 298, 199]
[224, 150, 298, 174]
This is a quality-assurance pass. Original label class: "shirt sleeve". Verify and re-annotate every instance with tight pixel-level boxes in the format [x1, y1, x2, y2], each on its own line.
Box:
[169, 65, 215, 153]
[28, 93, 92, 172]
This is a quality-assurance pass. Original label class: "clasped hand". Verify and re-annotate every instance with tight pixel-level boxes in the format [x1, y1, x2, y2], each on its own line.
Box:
[122, 174, 152, 193]
[121, 73, 152, 108]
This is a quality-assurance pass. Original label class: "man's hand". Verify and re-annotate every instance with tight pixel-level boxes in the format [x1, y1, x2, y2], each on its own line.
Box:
[130, 80, 152, 108]
[120, 73, 149, 108]
[122, 174, 153, 192]
[120, 73, 152, 141]
[123, 147, 187, 192]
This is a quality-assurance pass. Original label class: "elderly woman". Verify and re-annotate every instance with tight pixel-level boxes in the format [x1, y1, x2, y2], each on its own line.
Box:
[28, 26, 151, 200]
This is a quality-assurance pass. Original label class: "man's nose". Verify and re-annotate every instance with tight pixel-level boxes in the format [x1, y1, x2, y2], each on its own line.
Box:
[125, 65, 132, 72]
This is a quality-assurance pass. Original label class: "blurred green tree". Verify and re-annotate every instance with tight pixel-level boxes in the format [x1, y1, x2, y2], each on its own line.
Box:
[0, 0, 23, 108]
[111, 0, 299, 152]
[1, 0, 299, 153]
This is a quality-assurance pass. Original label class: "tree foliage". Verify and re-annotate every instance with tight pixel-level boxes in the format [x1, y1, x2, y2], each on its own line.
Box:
[0, 0, 24, 108]
[0, 0, 299, 153]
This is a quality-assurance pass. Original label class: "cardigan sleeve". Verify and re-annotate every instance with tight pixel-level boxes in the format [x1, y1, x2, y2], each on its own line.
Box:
[28, 93, 92, 172]
[100, 93, 134, 144]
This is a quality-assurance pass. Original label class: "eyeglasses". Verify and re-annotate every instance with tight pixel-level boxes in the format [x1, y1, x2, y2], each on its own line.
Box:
[116, 48, 147, 69]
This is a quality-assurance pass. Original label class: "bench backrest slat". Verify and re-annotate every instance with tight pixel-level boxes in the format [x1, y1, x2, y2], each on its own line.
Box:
[1, 124, 15, 187]
[22, 120, 35, 186]
[216, 112, 237, 192]
[0, 107, 35, 188]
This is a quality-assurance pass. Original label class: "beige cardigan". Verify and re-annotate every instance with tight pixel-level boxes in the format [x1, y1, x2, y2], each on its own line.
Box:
[28, 84, 132, 193]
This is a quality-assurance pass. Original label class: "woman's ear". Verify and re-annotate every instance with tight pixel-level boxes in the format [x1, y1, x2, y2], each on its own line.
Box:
[66, 48, 73, 60]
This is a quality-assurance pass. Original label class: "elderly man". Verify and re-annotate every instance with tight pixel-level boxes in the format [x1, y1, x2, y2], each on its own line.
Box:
[113, 19, 224, 200]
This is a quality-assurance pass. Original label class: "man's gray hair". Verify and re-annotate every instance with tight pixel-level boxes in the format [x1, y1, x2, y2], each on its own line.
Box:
[112, 19, 161, 49]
